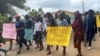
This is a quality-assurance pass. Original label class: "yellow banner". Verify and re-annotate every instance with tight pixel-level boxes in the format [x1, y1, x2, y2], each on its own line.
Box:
[96, 15, 100, 27]
[46, 26, 72, 47]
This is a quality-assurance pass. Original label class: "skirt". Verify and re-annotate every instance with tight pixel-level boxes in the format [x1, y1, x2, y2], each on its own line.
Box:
[24, 29, 33, 42]
[34, 31, 42, 41]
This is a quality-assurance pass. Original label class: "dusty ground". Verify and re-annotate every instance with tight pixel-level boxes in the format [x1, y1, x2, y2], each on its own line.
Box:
[0, 33, 100, 56]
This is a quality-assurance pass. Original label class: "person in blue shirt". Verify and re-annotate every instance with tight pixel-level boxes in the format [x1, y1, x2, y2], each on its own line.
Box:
[84, 9, 97, 50]
[15, 15, 30, 55]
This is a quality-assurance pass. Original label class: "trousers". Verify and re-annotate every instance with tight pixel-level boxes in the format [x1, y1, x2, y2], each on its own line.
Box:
[86, 31, 94, 47]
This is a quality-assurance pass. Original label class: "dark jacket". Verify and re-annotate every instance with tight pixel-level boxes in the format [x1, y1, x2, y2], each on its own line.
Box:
[84, 15, 97, 33]
[15, 20, 25, 35]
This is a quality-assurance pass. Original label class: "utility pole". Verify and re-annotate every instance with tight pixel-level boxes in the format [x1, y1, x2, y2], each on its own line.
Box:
[82, 0, 85, 14]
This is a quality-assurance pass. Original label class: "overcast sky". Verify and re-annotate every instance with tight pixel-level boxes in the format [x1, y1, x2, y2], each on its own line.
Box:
[18, 0, 100, 15]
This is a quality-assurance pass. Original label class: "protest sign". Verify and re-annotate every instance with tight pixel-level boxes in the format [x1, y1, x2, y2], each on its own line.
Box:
[47, 26, 72, 47]
[2, 23, 16, 39]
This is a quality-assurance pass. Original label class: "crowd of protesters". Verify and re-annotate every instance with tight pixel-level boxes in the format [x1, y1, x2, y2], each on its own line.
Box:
[0, 9, 99, 56]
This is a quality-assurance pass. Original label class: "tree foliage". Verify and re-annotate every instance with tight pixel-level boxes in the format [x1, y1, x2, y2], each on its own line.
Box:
[0, 14, 8, 23]
[0, 0, 26, 15]
[38, 8, 44, 17]
[28, 9, 38, 17]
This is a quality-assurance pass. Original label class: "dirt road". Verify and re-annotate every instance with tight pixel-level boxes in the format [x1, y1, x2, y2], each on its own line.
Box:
[0, 33, 100, 56]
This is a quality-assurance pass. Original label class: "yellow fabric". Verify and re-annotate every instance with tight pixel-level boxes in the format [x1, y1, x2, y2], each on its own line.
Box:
[96, 15, 100, 27]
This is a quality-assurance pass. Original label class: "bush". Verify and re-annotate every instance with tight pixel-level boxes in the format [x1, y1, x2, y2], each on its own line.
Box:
[0, 15, 8, 23]
[0, 15, 8, 43]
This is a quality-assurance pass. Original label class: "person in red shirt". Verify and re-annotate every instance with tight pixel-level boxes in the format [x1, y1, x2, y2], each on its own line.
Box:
[72, 11, 84, 56]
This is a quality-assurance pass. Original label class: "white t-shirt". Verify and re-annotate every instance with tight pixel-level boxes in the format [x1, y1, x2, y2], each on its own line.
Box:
[34, 22, 43, 34]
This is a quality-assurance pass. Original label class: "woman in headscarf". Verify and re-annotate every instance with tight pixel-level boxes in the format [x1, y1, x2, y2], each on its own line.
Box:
[72, 11, 84, 56]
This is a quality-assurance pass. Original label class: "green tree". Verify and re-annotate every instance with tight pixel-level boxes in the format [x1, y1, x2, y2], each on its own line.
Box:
[38, 8, 44, 17]
[0, 14, 8, 32]
[0, 0, 26, 15]
[0, 14, 8, 23]
[28, 8, 44, 18]
[28, 9, 38, 17]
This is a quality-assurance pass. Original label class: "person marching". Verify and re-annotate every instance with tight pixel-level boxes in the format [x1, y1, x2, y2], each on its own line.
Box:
[34, 15, 44, 51]
[15, 15, 30, 55]
[8, 17, 14, 51]
[45, 12, 57, 55]
[56, 11, 71, 56]
[24, 15, 33, 46]
[84, 9, 97, 50]
[72, 11, 84, 56]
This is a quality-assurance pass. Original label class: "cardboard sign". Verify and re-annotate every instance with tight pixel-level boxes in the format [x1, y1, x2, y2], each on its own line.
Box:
[2, 23, 17, 39]
[46, 26, 72, 47]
